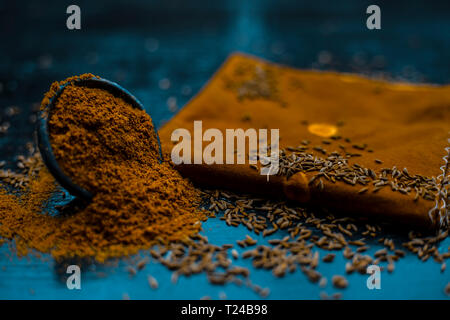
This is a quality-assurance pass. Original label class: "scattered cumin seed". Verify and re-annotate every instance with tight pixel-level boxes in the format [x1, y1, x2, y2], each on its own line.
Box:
[374, 248, 387, 257]
[260, 287, 270, 298]
[332, 292, 342, 300]
[301, 140, 310, 145]
[304, 268, 321, 283]
[147, 275, 159, 289]
[320, 291, 329, 300]
[445, 283, 450, 296]
[352, 143, 366, 150]
[332, 275, 348, 289]
[345, 262, 354, 274]
[171, 272, 178, 284]
[127, 266, 137, 277]
[387, 262, 395, 273]
[356, 246, 368, 253]
[136, 257, 149, 270]
[322, 253, 335, 263]
[358, 187, 369, 194]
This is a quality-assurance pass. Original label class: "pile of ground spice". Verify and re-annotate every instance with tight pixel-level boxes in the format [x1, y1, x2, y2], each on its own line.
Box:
[0, 75, 206, 262]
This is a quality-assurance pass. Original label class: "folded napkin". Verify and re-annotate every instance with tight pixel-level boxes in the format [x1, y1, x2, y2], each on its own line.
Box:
[159, 53, 449, 229]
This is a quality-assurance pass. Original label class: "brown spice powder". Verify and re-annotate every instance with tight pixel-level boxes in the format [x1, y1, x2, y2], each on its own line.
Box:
[0, 75, 206, 262]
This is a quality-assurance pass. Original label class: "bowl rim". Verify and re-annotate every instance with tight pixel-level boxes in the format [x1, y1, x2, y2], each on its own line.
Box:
[37, 77, 163, 200]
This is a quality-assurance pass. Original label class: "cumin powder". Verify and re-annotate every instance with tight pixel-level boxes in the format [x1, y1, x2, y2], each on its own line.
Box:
[0, 75, 206, 262]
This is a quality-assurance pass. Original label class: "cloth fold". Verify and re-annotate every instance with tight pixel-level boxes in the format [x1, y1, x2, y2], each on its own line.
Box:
[159, 53, 450, 229]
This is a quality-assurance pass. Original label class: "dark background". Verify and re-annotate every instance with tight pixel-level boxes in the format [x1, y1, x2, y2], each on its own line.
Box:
[0, 0, 449, 299]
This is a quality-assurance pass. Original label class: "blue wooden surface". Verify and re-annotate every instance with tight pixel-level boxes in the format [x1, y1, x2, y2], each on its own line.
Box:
[0, 0, 449, 299]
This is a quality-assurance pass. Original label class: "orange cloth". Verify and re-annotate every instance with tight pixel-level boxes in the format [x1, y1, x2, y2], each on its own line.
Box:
[160, 53, 450, 229]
